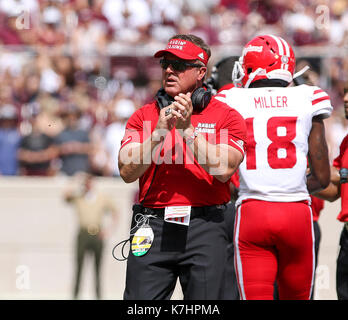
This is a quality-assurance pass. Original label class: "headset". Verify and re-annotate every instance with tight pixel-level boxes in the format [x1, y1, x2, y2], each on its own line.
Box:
[155, 85, 212, 112]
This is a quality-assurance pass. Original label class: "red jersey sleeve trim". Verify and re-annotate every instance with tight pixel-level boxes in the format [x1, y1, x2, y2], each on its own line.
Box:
[312, 96, 330, 105]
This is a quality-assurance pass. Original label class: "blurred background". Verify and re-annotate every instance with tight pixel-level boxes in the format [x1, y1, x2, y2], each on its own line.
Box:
[0, 0, 346, 300]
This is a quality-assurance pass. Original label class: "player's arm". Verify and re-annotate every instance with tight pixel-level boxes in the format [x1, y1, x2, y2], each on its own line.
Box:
[313, 166, 341, 202]
[307, 115, 330, 194]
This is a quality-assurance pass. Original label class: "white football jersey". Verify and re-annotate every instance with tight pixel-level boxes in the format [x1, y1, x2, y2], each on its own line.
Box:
[216, 84, 333, 205]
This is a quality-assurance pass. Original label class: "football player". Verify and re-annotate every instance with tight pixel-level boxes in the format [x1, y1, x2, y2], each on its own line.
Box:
[216, 35, 333, 300]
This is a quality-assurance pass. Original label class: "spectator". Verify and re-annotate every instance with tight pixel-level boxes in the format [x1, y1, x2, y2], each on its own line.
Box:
[17, 108, 58, 176]
[0, 12, 24, 45]
[150, 0, 182, 43]
[102, 0, 152, 43]
[71, 8, 107, 72]
[54, 105, 91, 176]
[255, 0, 286, 25]
[36, 5, 65, 47]
[36, 52, 64, 95]
[104, 97, 135, 176]
[0, 104, 21, 175]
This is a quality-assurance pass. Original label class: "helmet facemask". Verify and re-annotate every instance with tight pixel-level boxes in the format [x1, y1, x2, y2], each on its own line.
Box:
[232, 57, 245, 88]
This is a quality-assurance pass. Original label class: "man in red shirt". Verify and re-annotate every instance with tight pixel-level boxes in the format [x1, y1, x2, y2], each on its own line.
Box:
[118, 34, 247, 300]
[315, 83, 348, 299]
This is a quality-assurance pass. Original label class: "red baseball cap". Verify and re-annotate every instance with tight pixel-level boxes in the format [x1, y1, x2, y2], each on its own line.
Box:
[154, 38, 209, 66]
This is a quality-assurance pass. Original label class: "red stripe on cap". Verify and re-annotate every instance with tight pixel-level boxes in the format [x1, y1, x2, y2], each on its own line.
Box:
[154, 39, 209, 65]
[314, 89, 324, 95]
[312, 96, 330, 105]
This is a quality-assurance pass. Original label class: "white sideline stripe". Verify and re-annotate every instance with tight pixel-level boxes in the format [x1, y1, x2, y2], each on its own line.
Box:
[234, 205, 246, 300]
[308, 205, 315, 299]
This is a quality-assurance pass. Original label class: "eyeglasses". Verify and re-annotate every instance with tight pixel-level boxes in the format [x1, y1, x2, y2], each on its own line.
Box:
[159, 58, 203, 72]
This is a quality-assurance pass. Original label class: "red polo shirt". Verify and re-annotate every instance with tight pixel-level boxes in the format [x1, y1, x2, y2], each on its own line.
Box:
[333, 134, 348, 222]
[120, 97, 247, 208]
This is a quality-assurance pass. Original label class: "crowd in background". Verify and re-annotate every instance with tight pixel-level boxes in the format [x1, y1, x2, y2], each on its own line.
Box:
[0, 0, 347, 177]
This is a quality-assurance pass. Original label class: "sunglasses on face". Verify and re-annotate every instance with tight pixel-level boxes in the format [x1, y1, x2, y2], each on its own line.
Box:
[159, 58, 203, 72]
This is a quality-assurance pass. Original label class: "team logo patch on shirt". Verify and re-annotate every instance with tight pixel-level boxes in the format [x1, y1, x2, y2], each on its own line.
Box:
[236, 140, 244, 148]
[196, 122, 216, 134]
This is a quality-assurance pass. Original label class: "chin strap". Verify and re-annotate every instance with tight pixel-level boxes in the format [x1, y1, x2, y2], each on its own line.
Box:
[293, 65, 310, 80]
[244, 68, 264, 88]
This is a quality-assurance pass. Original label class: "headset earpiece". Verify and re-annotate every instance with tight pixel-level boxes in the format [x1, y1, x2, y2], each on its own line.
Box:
[191, 84, 212, 111]
[155, 86, 211, 112]
[155, 88, 174, 109]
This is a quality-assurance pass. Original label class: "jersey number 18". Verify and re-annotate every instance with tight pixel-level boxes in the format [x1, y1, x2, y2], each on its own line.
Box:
[245, 117, 297, 170]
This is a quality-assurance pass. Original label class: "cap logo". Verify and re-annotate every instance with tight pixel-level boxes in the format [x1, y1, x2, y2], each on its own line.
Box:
[198, 52, 205, 59]
[166, 39, 187, 51]
[237, 140, 244, 148]
[154, 38, 209, 65]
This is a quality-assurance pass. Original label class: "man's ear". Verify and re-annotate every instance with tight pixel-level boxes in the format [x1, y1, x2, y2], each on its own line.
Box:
[197, 67, 207, 81]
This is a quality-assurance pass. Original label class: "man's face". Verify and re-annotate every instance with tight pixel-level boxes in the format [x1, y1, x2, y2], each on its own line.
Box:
[161, 53, 206, 97]
[344, 87, 348, 119]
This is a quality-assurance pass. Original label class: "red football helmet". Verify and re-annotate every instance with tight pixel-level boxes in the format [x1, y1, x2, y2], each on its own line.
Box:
[232, 35, 296, 88]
